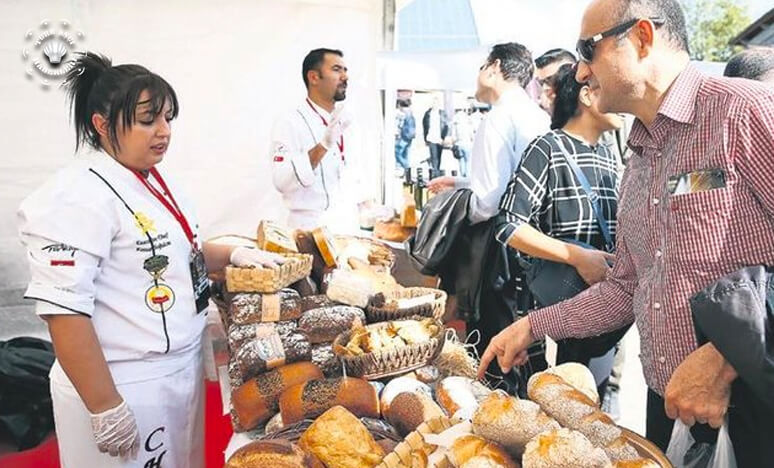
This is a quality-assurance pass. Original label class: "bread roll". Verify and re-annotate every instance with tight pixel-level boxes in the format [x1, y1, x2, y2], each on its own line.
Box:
[384, 391, 445, 436]
[472, 391, 560, 456]
[297, 306, 366, 343]
[229, 289, 302, 325]
[225, 439, 323, 468]
[279, 377, 380, 425]
[449, 435, 519, 468]
[546, 362, 599, 405]
[522, 428, 611, 468]
[231, 362, 323, 431]
[298, 405, 385, 468]
[436, 376, 492, 419]
[234, 325, 311, 381]
[527, 372, 639, 461]
[380, 376, 433, 415]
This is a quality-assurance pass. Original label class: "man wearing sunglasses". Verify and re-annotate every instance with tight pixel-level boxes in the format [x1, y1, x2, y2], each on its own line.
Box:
[534, 48, 577, 114]
[478, 0, 774, 461]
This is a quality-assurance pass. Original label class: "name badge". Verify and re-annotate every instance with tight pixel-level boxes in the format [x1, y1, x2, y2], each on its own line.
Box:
[190, 249, 211, 314]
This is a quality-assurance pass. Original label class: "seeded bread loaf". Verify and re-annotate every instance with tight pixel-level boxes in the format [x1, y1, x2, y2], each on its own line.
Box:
[235, 326, 311, 381]
[297, 306, 366, 344]
[228, 289, 301, 325]
[278, 377, 380, 425]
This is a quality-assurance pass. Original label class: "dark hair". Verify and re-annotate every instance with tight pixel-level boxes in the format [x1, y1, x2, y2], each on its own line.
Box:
[302, 48, 344, 88]
[535, 48, 577, 69]
[550, 64, 586, 130]
[63, 52, 179, 153]
[484, 42, 534, 88]
[724, 48, 774, 81]
[612, 0, 689, 53]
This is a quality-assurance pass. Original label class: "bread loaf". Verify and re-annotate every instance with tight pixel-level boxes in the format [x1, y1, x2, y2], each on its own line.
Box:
[231, 362, 323, 431]
[380, 376, 433, 415]
[472, 391, 560, 456]
[528, 372, 639, 461]
[279, 377, 380, 425]
[325, 269, 374, 307]
[384, 391, 445, 436]
[256, 220, 298, 253]
[225, 439, 323, 468]
[436, 376, 492, 419]
[297, 306, 366, 344]
[229, 289, 302, 325]
[310, 343, 341, 377]
[312, 227, 339, 267]
[228, 320, 298, 352]
[295, 230, 328, 285]
[298, 405, 385, 468]
[522, 428, 612, 467]
[449, 435, 519, 468]
[298, 294, 336, 311]
[546, 362, 599, 405]
[235, 326, 311, 381]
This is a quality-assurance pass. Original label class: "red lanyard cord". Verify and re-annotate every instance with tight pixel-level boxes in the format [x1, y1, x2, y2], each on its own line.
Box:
[133, 168, 197, 249]
[306, 98, 345, 160]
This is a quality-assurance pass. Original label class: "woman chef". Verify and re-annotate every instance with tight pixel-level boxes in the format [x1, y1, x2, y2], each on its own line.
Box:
[17, 52, 282, 467]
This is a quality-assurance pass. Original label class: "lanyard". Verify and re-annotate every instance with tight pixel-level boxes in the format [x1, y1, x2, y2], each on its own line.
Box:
[133, 168, 197, 249]
[306, 98, 345, 161]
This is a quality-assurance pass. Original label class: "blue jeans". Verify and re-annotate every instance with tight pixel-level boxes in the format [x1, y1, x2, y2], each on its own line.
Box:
[395, 139, 411, 170]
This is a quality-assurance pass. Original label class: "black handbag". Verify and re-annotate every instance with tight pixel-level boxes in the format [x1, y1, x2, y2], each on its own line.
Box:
[519, 136, 615, 308]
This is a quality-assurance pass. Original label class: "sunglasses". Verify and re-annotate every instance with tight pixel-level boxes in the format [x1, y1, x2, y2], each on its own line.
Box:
[576, 17, 664, 63]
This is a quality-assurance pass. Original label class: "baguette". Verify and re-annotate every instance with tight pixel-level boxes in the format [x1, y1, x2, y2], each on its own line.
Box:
[279, 377, 380, 425]
[527, 372, 639, 461]
[231, 362, 323, 431]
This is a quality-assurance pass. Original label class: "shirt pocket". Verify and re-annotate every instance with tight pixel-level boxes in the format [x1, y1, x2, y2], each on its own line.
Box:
[667, 187, 732, 265]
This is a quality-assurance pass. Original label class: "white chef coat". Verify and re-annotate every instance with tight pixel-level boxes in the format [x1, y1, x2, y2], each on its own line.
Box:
[18, 152, 206, 467]
[456, 87, 550, 224]
[270, 98, 366, 231]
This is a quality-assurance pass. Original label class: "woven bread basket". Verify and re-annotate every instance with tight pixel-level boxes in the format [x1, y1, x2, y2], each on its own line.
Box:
[332, 319, 446, 380]
[366, 287, 447, 323]
[225, 253, 312, 293]
[377, 416, 456, 468]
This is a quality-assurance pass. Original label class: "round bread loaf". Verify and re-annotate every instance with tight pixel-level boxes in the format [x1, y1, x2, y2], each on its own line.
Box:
[546, 362, 599, 405]
[380, 376, 432, 415]
[523, 428, 612, 467]
[436, 376, 491, 418]
[472, 390, 560, 456]
[384, 391, 445, 436]
[449, 435, 519, 468]
[225, 440, 324, 468]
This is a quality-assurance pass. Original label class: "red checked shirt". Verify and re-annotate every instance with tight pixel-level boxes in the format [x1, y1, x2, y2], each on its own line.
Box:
[529, 64, 774, 395]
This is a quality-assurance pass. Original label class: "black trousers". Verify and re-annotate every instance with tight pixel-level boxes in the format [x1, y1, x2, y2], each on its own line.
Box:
[427, 143, 443, 171]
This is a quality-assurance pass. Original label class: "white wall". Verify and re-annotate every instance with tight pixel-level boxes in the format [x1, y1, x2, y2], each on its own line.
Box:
[0, 0, 384, 301]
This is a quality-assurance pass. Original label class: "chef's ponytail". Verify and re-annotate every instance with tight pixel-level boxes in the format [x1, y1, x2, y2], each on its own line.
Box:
[63, 51, 179, 153]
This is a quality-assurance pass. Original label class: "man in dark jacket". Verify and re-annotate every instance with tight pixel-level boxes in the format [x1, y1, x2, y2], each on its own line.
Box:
[689, 265, 774, 467]
[422, 96, 449, 172]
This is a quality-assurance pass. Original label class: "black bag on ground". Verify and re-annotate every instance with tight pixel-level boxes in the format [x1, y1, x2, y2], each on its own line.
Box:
[406, 188, 472, 276]
[0, 337, 55, 451]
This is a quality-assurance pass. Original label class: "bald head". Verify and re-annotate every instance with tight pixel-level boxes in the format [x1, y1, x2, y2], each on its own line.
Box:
[724, 48, 774, 84]
[593, 0, 689, 53]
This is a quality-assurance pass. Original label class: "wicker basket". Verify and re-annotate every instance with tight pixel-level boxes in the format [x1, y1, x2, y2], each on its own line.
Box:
[225, 253, 312, 293]
[621, 428, 673, 467]
[333, 235, 396, 271]
[332, 319, 446, 380]
[366, 287, 447, 323]
[377, 416, 456, 468]
[260, 418, 402, 445]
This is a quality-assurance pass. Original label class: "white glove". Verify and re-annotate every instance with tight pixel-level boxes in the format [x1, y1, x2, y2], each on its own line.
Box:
[230, 246, 287, 269]
[321, 106, 352, 150]
[89, 399, 140, 459]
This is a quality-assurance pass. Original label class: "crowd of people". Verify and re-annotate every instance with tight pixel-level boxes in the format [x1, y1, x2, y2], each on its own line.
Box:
[13, 0, 774, 466]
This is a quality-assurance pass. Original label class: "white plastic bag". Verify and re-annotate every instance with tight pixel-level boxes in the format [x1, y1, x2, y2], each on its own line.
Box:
[666, 420, 737, 468]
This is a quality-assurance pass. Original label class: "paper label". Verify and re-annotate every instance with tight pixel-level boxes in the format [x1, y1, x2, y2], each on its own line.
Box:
[261, 293, 281, 322]
[253, 323, 286, 369]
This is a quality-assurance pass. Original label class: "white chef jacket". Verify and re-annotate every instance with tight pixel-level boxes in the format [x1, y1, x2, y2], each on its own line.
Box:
[270, 99, 366, 231]
[18, 152, 206, 384]
[456, 86, 550, 225]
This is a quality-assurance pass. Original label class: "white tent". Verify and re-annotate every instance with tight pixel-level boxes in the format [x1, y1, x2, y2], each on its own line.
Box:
[0, 0, 387, 331]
